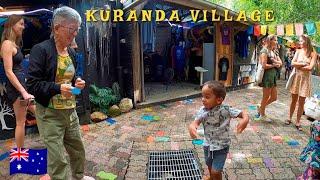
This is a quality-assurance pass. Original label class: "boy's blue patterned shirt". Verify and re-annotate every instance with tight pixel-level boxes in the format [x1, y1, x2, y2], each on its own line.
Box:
[195, 104, 241, 151]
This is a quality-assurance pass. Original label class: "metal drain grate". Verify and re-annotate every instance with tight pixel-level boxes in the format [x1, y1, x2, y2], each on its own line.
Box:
[147, 149, 202, 180]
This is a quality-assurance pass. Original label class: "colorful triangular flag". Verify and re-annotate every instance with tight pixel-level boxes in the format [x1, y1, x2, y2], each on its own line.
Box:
[277, 25, 284, 36]
[285, 24, 294, 36]
[254, 25, 261, 37]
[294, 23, 304, 36]
[305, 22, 316, 35]
[315, 22, 320, 35]
[247, 25, 254, 35]
[261, 25, 267, 35]
[268, 25, 276, 35]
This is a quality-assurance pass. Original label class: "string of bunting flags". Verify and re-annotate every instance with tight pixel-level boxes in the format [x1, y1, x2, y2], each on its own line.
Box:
[246, 22, 320, 53]
[246, 21, 320, 37]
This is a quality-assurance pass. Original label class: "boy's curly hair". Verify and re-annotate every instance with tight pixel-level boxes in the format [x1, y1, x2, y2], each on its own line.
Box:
[203, 80, 226, 99]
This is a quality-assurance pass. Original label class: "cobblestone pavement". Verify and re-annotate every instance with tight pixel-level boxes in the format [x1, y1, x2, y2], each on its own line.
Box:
[0, 80, 312, 179]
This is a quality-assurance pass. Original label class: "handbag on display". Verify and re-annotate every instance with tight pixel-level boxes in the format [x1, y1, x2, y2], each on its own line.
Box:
[285, 68, 296, 90]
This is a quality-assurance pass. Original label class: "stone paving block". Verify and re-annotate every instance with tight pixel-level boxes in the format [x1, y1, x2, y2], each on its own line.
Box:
[236, 174, 256, 180]
[125, 172, 146, 179]
[235, 168, 253, 175]
[225, 169, 237, 180]
[114, 159, 128, 170]
[269, 167, 296, 179]
[232, 160, 250, 169]
[252, 167, 273, 179]
[291, 166, 306, 177]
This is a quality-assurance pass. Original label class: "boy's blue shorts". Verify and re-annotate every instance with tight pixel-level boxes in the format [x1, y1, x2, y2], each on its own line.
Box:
[203, 146, 229, 171]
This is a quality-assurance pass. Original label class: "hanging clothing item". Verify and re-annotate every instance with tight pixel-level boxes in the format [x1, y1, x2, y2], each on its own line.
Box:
[142, 21, 156, 51]
[260, 25, 267, 35]
[305, 22, 316, 36]
[142, 4, 156, 51]
[220, 25, 231, 45]
[170, 44, 177, 68]
[254, 25, 261, 36]
[295, 23, 304, 36]
[175, 45, 185, 64]
[234, 31, 250, 58]
[277, 25, 284, 36]
[175, 45, 186, 77]
[316, 22, 320, 35]
[247, 26, 254, 35]
[285, 24, 294, 36]
[218, 57, 229, 81]
[268, 25, 276, 35]
[175, 26, 184, 42]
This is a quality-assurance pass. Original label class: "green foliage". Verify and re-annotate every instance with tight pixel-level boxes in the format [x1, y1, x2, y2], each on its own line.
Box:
[89, 84, 120, 114]
[208, 0, 320, 44]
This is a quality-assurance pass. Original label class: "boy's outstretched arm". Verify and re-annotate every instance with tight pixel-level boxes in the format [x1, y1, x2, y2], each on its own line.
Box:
[189, 119, 201, 139]
[236, 110, 249, 133]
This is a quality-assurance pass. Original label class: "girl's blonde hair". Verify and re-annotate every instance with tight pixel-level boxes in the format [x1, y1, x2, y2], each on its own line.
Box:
[1, 14, 23, 47]
[301, 34, 314, 57]
[265, 34, 277, 50]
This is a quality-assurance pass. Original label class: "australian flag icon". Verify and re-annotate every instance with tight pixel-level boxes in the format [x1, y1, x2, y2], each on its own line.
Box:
[10, 148, 47, 175]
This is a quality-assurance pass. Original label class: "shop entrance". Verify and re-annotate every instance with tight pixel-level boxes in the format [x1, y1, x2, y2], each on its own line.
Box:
[139, 2, 215, 104]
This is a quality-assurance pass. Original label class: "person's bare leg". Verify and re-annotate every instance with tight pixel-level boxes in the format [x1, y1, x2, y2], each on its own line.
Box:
[259, 88, 272, 116]
[204, 167, 213, 180]
[40, 174, 51, 180]
[12, 99, 26, 148]
[289, 94, 298, 122]
[210, 169, 222, 180]
[265, 87, 277, 106]
[296, 96, 306, 126]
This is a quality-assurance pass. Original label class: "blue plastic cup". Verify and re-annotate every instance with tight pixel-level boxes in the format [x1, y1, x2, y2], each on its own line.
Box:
[71, 87, 81, 95]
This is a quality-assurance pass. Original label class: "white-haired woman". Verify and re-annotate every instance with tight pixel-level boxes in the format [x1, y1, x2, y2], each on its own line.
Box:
[27, 6, 93, 180]
[286, 35, 317, 131]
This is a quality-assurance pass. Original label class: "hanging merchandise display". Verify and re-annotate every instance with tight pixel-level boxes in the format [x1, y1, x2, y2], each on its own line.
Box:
[221, 24, 231, 45]
[82, 0, 114, 78]
[234, 31, 251, 58]
[86, 15, 112, 77]
[218, 56, 229, 81]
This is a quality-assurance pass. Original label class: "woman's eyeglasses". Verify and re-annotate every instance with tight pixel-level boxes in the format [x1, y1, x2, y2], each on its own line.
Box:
[60, 25, 80, 34]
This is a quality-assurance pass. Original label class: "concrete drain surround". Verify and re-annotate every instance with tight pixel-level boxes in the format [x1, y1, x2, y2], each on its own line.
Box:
[147, 149, 202, 179]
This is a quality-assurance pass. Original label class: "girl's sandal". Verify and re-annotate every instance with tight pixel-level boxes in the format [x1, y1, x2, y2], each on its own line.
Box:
[295, 125, 303, 131]
[285, 119, 292, 125]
